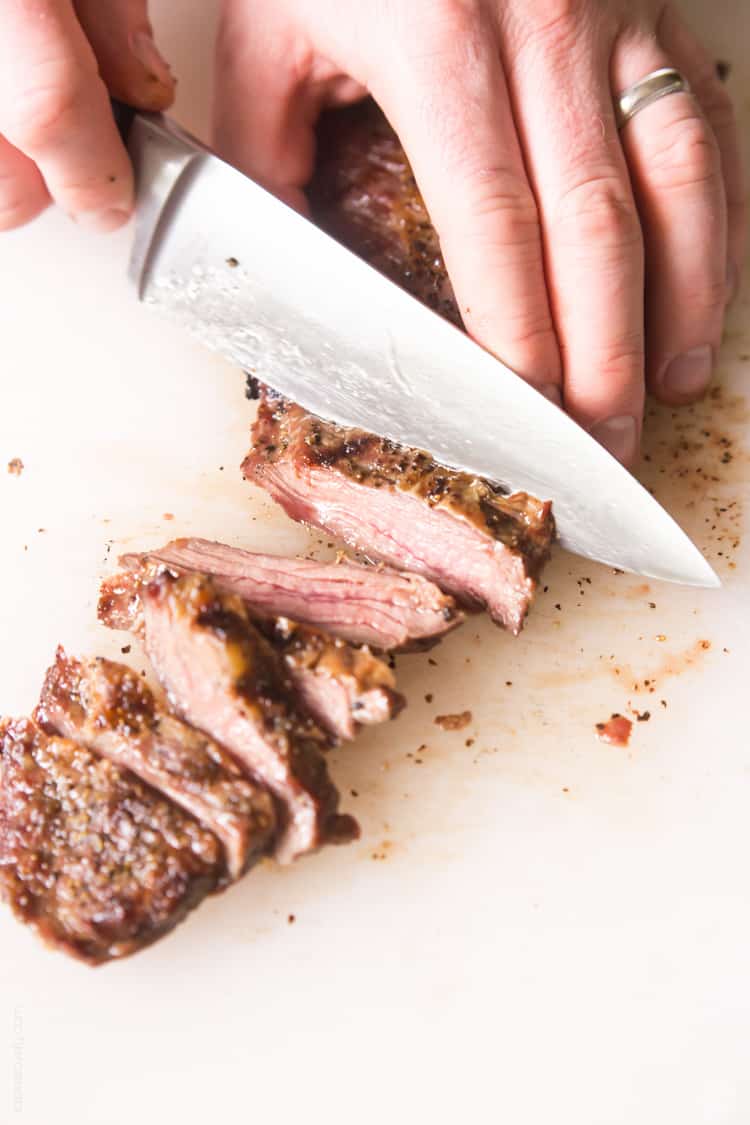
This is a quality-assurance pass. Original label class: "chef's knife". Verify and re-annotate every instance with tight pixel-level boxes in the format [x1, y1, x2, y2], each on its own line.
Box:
[116, 105, 719, 588]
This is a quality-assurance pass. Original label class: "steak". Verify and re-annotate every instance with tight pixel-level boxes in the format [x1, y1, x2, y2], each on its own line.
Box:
[99, 557, 406, 742]
[99, 538, 462, 651]
[243, 393, 554, 634]
[309, 98, 460, 325]
[257, 616, 404, 741]
[36, 649, 276, 880]
[139, 571, 358, 863]
[0, 718, 221, 965]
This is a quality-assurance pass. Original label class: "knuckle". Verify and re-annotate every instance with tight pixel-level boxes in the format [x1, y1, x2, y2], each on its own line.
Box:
[463, 168, 541, 234]
[509, 0, 591, 57]
[554, 175, 641, 248]
[10, 64, 91, 153]
[648, 113, 722, 192]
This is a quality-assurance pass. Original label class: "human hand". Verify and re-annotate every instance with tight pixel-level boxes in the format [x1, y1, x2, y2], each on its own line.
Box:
[213, 0, 745, 465]
[0, 0, 174, 234]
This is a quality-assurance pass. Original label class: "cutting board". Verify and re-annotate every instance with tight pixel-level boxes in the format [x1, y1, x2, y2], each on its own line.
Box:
[0, 3, 748, 1122]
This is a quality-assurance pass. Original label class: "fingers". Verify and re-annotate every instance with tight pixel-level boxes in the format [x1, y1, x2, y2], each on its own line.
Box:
[367, 5, 561, 402]
[0, 134, 50, 230]
[0, 0, 134, 231]
[658, 5, 746, 308]
[505, 12, 644, 463]
[73, 0, 176, 111]
[613, 29, 727, 407]
[212, 0, 365, 213]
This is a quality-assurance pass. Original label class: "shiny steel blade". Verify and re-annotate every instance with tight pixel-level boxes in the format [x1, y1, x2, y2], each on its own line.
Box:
[126, 112, 718, 588]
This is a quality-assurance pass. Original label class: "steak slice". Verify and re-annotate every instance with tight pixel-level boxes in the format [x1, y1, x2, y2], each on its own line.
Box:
[243, 394, 555, 634]
[99, 548, 410, 742]
[139, 572, 357, 863]
[99, 537, 462, 651]
[36, 649, 276, 880]
[0, 718, 221, 965]
[257, 617, 404, 741]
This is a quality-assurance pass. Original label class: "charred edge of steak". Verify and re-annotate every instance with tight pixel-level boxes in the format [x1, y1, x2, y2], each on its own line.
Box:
[140, 573, 359, 862]
[249, 394, 553, 575]
[98, 569, 144, 634]
[0, 717, 221, 965]
[257, 616, 406, 741]
[35, 649, 277, 880]
[108, 539, 464, 652]
[309, 99, 461, 326]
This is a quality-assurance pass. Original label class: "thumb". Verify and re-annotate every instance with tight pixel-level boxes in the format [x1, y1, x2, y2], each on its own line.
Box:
[73, 0, 176, 111]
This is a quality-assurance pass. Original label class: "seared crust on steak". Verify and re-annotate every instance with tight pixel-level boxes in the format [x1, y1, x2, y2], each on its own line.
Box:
[140, 573, 358, 863]
[36, 649, 276, 880]
[0, 718, 221, 965]
[244, 394, 554, 634]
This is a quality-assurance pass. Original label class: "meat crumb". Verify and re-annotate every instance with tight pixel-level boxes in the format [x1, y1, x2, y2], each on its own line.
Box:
[7, 458, 23, 476]
[227, 256, 239, 268]
[287, 914, 295, 924]
[121, 645, 131, 655]
[716, 59, 731, 81]
[595, 713, 632, 747]
[636, 711, 651, 723]
[424, 693, 433, 703]
[435, 710, 472, 731]
[428, 658, 438, 667]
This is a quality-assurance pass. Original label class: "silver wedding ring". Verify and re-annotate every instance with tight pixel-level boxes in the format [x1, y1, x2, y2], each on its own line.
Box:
[616, 67, 691, 130]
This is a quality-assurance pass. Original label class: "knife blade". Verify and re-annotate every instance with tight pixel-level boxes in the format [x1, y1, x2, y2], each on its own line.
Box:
[122, 108, 719, 588]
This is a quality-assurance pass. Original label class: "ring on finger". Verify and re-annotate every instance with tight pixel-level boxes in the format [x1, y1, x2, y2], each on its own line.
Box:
[616, 67, 691, 130]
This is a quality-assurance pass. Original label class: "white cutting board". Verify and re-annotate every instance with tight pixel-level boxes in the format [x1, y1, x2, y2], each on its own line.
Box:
[0, 3, 748, 1123]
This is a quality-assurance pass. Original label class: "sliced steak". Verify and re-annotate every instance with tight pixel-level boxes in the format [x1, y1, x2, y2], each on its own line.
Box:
[36, 649, 276, 879]
[243, 394, 554, 634]
[99, 538, 462, 650]
[0, 718, 221, 965]
[139, 572, 357, 863]
[257, 617, 404, 741]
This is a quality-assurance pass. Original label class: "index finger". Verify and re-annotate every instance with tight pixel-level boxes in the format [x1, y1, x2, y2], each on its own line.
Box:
[0, 0, 134, 230]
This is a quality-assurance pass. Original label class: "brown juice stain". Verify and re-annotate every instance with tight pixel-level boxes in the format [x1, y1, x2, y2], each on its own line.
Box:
[370, 840, 394, 861]
[609, 640, 712, 695]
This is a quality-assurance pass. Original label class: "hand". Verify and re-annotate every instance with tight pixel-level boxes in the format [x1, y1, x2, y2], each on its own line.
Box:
[213, 0, 746, 465]
[0, 0, 174, 233]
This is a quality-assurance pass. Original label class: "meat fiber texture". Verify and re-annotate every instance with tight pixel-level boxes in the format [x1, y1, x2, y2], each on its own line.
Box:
[244, 394, 554, 635]
[99, 538, 463, 652]
[99, 545, 412, 742]
[139, 572, 358, 864]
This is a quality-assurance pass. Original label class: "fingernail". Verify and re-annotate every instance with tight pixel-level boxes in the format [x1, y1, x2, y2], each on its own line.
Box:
[662, 345, 713, 397]
[130, 29, 174, 88]
[726, 261, 740, 306]
[74, 208, 131, 233]
[538, 384, 562, 408]
[591, 415, 638, 464]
